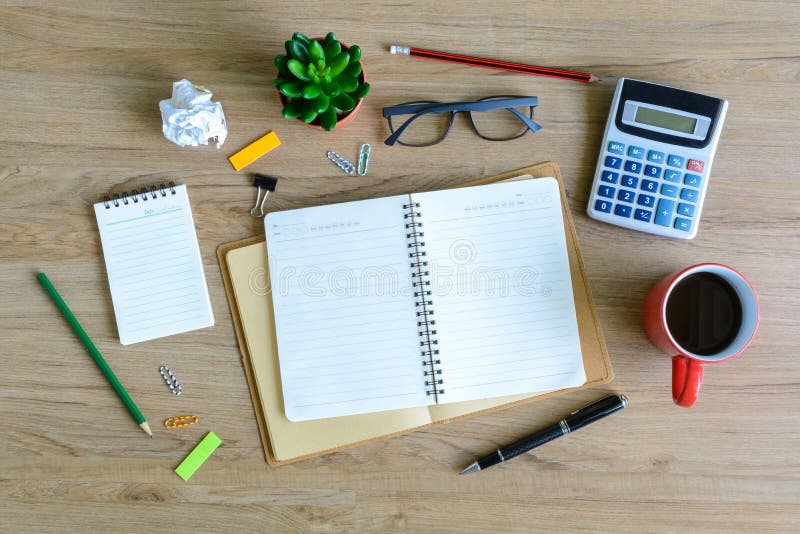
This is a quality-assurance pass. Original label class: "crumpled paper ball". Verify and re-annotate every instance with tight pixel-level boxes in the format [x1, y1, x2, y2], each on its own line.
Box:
[159, 79, 227, 148]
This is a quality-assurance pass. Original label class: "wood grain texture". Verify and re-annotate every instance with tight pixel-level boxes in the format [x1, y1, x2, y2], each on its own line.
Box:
[1, 1, 798, 532]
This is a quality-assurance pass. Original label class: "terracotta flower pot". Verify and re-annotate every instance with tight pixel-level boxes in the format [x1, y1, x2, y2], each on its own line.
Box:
[276, 38, 366, 132]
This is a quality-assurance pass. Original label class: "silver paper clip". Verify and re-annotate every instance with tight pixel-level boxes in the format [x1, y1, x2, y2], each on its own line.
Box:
[357, 143, 371, 176]
[326, 150, 356, 175]
[159, 365, 183, 396]
[250, 174, 278, 218]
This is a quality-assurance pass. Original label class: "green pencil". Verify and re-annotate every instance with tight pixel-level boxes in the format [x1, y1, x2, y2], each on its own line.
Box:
[36, 272, 153, 438]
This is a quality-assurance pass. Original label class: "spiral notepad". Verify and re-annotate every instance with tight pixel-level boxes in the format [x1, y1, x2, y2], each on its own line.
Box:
[94, 183, 213, 345]
[265, 178, 585, 422]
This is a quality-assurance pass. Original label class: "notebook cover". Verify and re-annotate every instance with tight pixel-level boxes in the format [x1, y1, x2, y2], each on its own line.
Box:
[216, 161, 612, 466]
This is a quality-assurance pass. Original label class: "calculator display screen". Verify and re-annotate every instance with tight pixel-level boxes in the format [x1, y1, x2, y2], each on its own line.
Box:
[634, 106, 697, 134]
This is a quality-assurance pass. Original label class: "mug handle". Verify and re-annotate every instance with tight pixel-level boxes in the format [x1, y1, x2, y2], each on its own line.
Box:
[672, 356, 704, 407]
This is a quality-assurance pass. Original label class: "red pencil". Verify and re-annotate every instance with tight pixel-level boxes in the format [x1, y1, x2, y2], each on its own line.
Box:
[390, 45, 598, 83]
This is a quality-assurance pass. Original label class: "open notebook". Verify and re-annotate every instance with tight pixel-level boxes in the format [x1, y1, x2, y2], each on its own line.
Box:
[265, 178, 585, 422]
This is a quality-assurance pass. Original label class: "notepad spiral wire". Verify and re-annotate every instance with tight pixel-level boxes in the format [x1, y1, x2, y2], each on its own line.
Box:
[103, 181, 177, 209]
[404, 201, 443, 398]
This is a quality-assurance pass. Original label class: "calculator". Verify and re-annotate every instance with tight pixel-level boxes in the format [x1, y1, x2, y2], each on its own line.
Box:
[587, 78, 728, 239]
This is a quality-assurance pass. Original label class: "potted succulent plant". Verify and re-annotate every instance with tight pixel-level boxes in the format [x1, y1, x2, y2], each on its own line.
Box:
[274, 32, 370, 131]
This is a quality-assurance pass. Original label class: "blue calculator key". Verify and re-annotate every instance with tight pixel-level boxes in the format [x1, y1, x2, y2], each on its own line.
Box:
[644, 164, 662, 178]
[637, 193, 655, 207]
[607, 141, 625, 155]
[617, 189, 635, 203]
[684, 173, 702, 187]
[624, 160, 642, 173]
[614, 204, 632, 218]
[674, 218, 692, 232]
[667, 154, 686, 168]
[628, 146, 645, 159]
[677, 203, 696, 217]
[655, 199, 676, 227]
[634, 208, 652, 222]
[594, 199, 612, 213]
[621, 175, 639, 188]
[647, 150, 665, 163]
[680, 188, 699, 202]
[601, 170, 619, 183]
[605, 156, 622, 169]
[661, 184, 679, 198]
[598, 185, 616, 198]
[664, 169, 682, 183]
[641, 179, 658, 193]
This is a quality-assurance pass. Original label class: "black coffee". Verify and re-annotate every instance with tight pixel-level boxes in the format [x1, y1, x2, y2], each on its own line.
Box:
[665, 272, 743, 356]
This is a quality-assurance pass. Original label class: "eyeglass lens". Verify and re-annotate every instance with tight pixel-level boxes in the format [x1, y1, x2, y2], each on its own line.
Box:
[469, 96, 534, 141]
[387, 101, 452, 146]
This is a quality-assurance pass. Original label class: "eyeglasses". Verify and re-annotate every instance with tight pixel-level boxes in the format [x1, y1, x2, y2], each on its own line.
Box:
[382, 95, 541, 147]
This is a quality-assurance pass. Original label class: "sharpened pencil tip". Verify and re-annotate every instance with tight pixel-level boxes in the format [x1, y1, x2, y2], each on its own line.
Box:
[589, 74, 600, 83]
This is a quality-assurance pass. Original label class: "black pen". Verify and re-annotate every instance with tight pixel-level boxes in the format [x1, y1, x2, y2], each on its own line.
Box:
[459, 394, 628, 474]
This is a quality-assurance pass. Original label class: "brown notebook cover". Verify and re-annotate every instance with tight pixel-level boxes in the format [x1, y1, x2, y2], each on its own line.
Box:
[217, 162, 612, 466]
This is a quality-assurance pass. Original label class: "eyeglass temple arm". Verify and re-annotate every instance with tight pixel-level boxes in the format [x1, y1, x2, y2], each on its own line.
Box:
[507, 107, 543, 133]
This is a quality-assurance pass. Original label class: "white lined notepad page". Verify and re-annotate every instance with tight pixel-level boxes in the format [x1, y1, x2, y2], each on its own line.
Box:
[415, 178, 585, 403]
[264, 195, 428, 422]
[94, 184, 213, 345]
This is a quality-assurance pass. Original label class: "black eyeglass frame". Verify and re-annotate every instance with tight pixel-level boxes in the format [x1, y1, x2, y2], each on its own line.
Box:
[382, 95, 542, 146]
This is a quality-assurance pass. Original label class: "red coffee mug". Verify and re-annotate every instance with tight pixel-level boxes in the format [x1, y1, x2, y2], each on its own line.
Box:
[643, 263, 760, 407]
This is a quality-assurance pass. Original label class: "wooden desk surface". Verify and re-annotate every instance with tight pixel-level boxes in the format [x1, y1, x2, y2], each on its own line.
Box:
[2, 2, 798, 532]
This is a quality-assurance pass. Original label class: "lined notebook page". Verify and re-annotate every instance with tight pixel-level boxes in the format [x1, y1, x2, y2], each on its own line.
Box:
[94, 184, 213, 345]
[264, 195, 429, 422]
[415, 178, 585, 404]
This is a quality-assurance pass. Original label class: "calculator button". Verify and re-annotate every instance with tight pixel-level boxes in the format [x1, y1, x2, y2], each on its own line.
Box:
[624, 160, 642, 173]
[660, 184, 679, 198]
[683, 173, 702, 187]
[621, 175, 639, 188]
[667, 155, 685, 168]
[598, 185, 616, 198]
[674, 218, 692, 232]
[634, 208, 652, 222]
[617, 189, 635, 203]
[601, 170, 619, 183]
[641, 179, 658, 193]
[680, 188, 699, 202]
[644, 165, 662, 178]
[628, 146, 645, 159]
[647, 150, 665, 163]
[687, 159, 705, 172]
[605, 156, 622, 169]
[677, 203, 696, 217]
[594, 199, 612, 213]
[655, 199, 676, 227]
[614, 204, 632, 218]
[607, 141, 625, 155]
[664, 169, 682, 183]
[637, 193, 655, 207]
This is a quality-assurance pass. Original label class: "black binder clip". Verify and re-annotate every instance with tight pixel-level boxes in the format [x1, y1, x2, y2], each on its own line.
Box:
[250, 174, 278, 218]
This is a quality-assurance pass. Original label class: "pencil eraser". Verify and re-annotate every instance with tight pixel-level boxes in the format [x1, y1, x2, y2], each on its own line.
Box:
[174, 431, 221, 481]
[228, 131, 281, 171]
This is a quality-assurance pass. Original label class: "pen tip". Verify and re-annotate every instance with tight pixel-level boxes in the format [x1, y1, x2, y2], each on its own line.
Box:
[459, 462, 481, 475]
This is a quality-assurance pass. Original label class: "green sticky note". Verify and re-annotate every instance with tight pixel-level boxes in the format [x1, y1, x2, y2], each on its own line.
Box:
[175, 431, 221, 481]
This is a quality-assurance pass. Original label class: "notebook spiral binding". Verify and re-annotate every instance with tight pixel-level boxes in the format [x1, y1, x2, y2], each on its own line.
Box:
[404, 201, 443, 398]
[103, 181, 177, 209]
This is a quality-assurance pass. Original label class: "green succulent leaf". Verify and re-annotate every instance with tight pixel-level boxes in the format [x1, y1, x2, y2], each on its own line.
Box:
[292, 32, 311, 46]
[274, 54, 290, 76]
[278, 81, 305, 98]
[320, 106, 337, 131]
[337, 74, 358, 93]
[349, 45, 362, 62]
[349, 82, 370, 100]
[308, 39, 325, 64]
[324, 32, 337, 45]
[312, 94, 330, 113]
[308, 63, 317, 76]
[332, 93, 355, 112]
[287, 40, 309, 62]
[302, 83, 322, 99]
[343, 62, 362, 78]
[328, 52, 350, 77]
[322, 80, 341, 97]
[283, 99, 303, 119]
[323, 39, 341, 60]
[300, 109, 318, 124]
[274, 76, 289, 88]
[287, 59, 312, 81]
